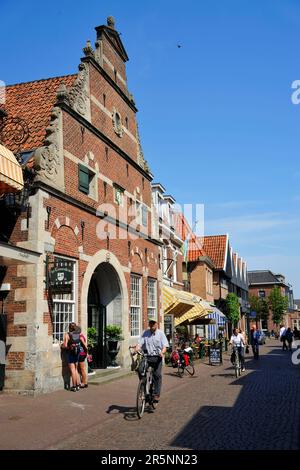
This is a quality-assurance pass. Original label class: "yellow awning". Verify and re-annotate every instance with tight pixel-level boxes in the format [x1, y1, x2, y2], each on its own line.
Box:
[0, 144, 24, 193]
[163, 286, 214, 327]
[163, 285, 195, 315]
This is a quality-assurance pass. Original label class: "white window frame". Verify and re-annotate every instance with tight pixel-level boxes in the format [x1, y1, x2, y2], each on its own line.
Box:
[52, 256, 76, 344]
[130, 274, 142, 337]
[147, 278, 157, 321]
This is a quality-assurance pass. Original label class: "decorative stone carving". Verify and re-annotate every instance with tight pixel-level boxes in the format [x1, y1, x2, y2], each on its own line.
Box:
[68, 62, 91, 121]
[83, 40, 94, 58]
[107, 16, 115, 29]
[56, 82, 70, 105]
[34, 107, 62, 184]
[136, 123, 150, 173]
[112, 107, 123, 137]
[94, 40, 104, 67]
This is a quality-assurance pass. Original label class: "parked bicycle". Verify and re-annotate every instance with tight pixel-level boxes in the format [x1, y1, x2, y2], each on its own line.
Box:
[232, 345, 241, 378]
[129, 347, 157, 419]
[171, 347, 195, 377]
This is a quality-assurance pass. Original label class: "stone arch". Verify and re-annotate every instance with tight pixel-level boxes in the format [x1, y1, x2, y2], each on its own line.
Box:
[131, 252, 143, 274]
[81, 250, 130, 366]
[54, 225, 79, 258]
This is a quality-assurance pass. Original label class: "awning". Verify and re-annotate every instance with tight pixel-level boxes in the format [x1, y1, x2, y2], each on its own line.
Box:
[163, 286, 195, 317]
[163, 286, 214, 327]
[0, 144, 24, 193]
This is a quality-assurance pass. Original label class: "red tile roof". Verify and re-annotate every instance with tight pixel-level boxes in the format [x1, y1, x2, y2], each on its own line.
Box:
[1, 75, 77, 153]
[202, 235, 228, 270]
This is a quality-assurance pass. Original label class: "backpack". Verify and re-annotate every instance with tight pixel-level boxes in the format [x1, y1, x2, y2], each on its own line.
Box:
[68, 331, 81, 355]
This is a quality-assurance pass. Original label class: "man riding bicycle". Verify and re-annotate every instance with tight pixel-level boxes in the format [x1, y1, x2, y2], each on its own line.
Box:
[229, 328, 245, 372]
[135, 319, 169, 403]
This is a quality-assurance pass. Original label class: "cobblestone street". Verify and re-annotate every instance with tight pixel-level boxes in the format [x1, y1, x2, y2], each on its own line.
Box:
[0, 339, 299, 450]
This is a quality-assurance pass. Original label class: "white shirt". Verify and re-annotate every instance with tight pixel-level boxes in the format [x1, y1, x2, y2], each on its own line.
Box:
[280, 327, 286, 338]
[230, 333, 245, 347]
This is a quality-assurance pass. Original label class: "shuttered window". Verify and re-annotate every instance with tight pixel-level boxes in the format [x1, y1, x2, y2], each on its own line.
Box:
[78, 164, 90, 194]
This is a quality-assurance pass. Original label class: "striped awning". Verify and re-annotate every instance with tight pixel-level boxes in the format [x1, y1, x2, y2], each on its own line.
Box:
[0, 144, 24, 193]
[162, 286, 214, 327]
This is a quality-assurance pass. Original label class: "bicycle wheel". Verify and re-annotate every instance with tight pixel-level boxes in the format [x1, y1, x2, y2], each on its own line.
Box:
[177, 365, 184, 377]
[136, 380, 146, 419]
[185, 364, 195, 376]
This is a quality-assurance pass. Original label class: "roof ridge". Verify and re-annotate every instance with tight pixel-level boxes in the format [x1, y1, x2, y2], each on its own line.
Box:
[6, 73, 77, 88]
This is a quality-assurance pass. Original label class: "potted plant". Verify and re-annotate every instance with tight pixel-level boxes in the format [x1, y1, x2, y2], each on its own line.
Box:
[105, 325, 123, 368]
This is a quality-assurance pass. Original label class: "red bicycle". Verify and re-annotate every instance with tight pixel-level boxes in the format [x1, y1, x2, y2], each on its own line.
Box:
[170, 348, 195, 378]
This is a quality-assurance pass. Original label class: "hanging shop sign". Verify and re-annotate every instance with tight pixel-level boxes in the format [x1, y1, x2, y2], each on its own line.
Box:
[49, 260, 73, 294]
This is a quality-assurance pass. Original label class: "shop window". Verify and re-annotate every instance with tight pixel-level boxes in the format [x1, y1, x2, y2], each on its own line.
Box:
[130, 274, 142, 336]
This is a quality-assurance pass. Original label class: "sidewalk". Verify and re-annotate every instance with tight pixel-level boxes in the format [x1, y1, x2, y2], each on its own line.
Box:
[0, 354, 211, 450]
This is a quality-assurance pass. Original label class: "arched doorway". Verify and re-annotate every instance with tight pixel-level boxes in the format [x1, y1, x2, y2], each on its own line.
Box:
[87, 262, 122, 369]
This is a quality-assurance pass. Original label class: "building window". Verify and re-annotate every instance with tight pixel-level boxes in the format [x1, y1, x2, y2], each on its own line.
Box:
[130, 274, 142, 336]
[147, 278, 157, 321]
[258, 290, 266, 298]
[126, 164, 129, 177]
[52, 257, 76, 343]
[78, 164, 95, 196]
[114, 68, 117, 82]
[112, 108, 123, 137]
[103, 93, 106, 107]
[114, 184, 124, 206]
[125, 117, 128, 129]
[142, 205, 148, 227]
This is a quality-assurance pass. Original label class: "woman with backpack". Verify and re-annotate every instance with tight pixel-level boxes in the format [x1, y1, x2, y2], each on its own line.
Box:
[63, 322, 82, 392]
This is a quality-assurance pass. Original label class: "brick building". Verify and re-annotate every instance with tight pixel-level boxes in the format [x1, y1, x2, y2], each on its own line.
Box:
[0, 17, 163, 393]
[248, 270, 295, 331]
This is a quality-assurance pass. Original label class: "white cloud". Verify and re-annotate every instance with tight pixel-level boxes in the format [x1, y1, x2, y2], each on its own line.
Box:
[205, 212, 299, 235]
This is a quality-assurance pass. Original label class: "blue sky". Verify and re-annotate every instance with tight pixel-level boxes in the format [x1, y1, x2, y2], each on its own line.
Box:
[1, 0, 300, 296]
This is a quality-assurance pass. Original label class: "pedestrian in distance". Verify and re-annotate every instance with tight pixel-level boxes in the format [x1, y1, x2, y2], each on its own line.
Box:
[285, 327, 293, 351]
[279, 324, 288, 351]
[250, 326, 260, 359]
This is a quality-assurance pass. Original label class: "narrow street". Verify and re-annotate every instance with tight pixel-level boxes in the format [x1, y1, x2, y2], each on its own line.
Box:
[0, 339, 299, 450]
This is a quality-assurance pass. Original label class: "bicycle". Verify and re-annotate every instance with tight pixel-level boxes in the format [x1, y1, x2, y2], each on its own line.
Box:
[175, 349, 195, 378]
[129, 347, 157, 419]
[232, 346, 241, 378]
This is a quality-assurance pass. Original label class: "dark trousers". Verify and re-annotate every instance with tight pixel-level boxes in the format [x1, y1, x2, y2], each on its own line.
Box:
[251, 341, 259, 358]
[282, 338, 288, 350]
[148, 356, 162, 396]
